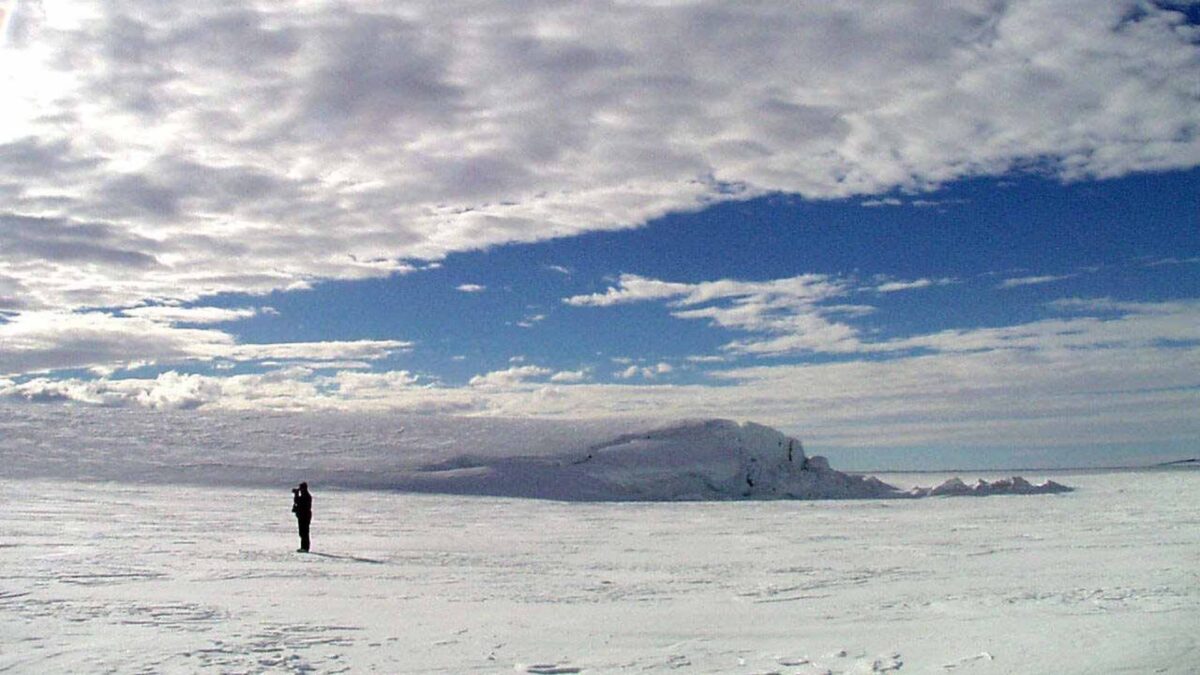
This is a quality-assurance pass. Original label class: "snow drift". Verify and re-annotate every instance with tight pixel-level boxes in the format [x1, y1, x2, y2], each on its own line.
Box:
[0, 404, 1069, 500]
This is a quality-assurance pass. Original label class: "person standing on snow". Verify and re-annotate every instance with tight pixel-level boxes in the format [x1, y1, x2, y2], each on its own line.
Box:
[291, 482, 313, 552]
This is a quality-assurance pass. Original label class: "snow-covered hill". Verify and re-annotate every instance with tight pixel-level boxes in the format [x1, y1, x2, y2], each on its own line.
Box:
[402, 419, 899, 500]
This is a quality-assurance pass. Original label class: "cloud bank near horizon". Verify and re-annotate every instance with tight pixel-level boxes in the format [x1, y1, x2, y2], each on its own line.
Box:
[3, 294, 1196, 452]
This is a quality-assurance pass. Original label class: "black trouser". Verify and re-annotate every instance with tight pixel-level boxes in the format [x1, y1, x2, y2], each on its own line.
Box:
[297, 513, 311, 551]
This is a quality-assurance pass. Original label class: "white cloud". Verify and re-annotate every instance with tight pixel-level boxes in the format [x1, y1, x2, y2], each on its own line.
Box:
[0, 310, 412, 376]
[615, 365, 641, 380]
[516, 314, 546, 328]
[910, 198, 968, 208]
[1145, 256, 1200, 267]
[998, 274, 1074, 289]
[567, 272, 863, 354]
[868, 298, 1200, 354]
[873, 277, 955, 293]
[329, 369, 420, 396]
[456, 284, 486, 293]
[565, 271, 1200, 358]
[549, 369, 588, 383]
[861, 197, 902, 207]
[468, 365, 553, 388]
[0, 310, 234, 376]
[565, 273, 849, 308]
[564, 275, 695, 307]
[615, 362, 673, 380]
[122, 305, 265, 324]
[0, 1, 1194, 315]
[221, 340, 412, 363]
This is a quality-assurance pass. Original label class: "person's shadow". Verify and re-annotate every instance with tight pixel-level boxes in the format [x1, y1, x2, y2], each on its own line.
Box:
[303, 552, 385, 564]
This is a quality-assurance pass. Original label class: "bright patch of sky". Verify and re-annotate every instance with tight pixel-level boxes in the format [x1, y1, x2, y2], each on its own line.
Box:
[0, 0, 1197, 466]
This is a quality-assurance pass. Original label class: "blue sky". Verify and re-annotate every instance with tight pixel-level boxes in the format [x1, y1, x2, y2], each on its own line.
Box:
[202, 169, 1199, 386]
[0, 1, 1197, 467]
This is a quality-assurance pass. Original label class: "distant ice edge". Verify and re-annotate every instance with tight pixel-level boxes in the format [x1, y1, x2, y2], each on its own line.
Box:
[407, 418, 1074, 501]
[0, 406, 1073, 500]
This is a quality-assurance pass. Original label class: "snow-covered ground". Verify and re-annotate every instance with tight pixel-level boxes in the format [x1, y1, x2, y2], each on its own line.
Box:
[2, 468, 1197, 673]
[1, 407, 1195, 672]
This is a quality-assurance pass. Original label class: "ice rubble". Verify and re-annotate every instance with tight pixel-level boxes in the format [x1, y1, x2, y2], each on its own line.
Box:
[907, 475, 1072, 497]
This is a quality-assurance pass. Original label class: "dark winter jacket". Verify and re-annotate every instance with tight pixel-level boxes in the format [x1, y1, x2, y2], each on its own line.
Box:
[292, 492, 312, 518]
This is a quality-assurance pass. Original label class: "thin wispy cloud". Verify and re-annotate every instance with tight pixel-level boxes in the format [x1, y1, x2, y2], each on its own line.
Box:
[873, 278, 956, 293]
[516, 314, 546, 329]
[121, 306, 267, 325]
[998, 274, 1075, 289]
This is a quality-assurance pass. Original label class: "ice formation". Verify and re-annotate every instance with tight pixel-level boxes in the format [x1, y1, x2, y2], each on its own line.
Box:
[907, 476, 1073, 497]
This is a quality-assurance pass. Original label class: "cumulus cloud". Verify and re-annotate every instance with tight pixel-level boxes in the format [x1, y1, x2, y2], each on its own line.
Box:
[468, 365, 554, 388]
[615, 362, 673, 380]
[0, 0, 1194, 316]
[1, 371, 222, 409]
[456, 284, 486, 293]
[549, 369, 588, 383]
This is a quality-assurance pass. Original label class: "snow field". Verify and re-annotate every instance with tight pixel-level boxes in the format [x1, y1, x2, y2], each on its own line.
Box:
[2, 469, 1197, 673]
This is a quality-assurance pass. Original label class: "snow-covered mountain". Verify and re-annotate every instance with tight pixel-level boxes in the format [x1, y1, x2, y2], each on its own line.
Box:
[0, 404, 1068, 500]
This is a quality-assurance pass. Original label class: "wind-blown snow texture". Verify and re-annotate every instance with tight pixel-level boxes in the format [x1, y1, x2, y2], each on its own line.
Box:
[1, 470, 1195, 673]
[0, 405, 1065, 500]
